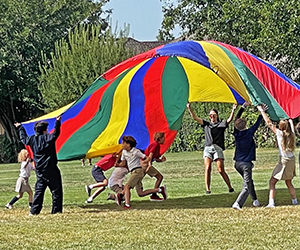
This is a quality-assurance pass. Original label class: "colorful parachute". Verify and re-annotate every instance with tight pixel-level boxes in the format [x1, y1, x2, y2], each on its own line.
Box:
[22, 40, 300, 161]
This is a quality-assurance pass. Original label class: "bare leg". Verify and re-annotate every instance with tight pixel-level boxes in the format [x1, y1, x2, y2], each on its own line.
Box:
[91, 186, 105, 199]
[28, 190, 33, 203]
[285, 179, 296, 199]
[124, 184, 131, 206]
[204, 157, 213, 192]
[153, 172, 163, 189]
[137, 188, 159, 197]
[216, 159, 232, 189]
[269, 177, 278, 200]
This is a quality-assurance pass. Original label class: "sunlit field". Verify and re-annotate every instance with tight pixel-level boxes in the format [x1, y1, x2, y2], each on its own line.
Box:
[1, 149, 300, 250]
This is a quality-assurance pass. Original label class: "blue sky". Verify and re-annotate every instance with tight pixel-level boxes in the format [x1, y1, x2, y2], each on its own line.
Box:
[105, 0, 179, 41]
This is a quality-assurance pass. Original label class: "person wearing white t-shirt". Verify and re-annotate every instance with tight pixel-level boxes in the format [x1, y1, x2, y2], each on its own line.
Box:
[115, 136, 167, 209]
[107, 166, 129, 202]
[5, 149, 35, 209]
[258, 105, 298, 208]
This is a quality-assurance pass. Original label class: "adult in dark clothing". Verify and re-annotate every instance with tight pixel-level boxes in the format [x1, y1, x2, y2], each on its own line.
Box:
[14, 116, 63, 215]
[231, 103, 266, 210]
[187, 103, 236, 194]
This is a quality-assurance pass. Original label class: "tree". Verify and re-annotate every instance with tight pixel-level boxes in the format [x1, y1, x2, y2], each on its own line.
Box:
[39, 25, 134, 111]
[0, 0, 111, 162]
[160, 0, 300, 81]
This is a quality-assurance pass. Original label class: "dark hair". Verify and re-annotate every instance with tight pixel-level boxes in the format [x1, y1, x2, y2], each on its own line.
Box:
[34, 121, 49, 135]
[122, 135, 137, 148]
[209, 109, 220, 122]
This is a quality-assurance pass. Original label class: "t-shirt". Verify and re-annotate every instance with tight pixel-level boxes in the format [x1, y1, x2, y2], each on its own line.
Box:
[121, 147, 146, 172]
[233, 108, 262, 162]
[19, 161, 34, 178]
[276, 129, 294, 158]
[202, 120, 228, 150]
[144, 141, 161, 161]
[108, 167, 129, 188]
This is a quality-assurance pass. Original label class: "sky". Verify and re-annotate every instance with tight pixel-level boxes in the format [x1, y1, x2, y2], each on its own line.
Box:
[105, 0, 179, 41]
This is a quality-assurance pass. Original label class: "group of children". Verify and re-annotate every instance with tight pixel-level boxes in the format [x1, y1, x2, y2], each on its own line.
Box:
[5, 103, 300, 211]
[84, 132, 167, 209]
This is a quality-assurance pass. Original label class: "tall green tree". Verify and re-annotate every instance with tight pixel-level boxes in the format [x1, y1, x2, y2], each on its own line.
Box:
[0, 0, 110, 162]
[39, 25, 133, 111]
[160, 0, 300, 81]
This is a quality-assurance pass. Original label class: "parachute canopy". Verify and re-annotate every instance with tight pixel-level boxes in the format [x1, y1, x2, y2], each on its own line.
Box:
[22, 40, 300, 161]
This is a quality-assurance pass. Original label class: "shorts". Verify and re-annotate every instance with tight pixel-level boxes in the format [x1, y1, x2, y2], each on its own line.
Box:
[126, 168, 145, 190]
[272, 156, 296, 180]
[109, 184, 124, 194]
[15, 177, 32, 193]
[147, 166, 160, 177]
[92, 166, 107, 182]
[203, 144, 224, 161]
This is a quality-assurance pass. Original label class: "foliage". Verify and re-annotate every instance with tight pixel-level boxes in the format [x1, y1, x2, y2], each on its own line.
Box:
[0, 0, 110, 161]
[160, 0, 300, 81]
[168, 102, 277, 152]
[39, 25, 134, 111]
[1, 149, 300, 249]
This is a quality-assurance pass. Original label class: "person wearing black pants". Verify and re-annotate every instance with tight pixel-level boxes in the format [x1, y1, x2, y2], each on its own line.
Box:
[15, 116, 62, 215]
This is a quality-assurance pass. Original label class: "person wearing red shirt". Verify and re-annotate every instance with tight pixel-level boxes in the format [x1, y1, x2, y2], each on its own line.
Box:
[144, 132, 167, 201]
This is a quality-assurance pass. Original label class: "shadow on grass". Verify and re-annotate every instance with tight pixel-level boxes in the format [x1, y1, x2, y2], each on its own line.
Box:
[76, 188, 300, 212]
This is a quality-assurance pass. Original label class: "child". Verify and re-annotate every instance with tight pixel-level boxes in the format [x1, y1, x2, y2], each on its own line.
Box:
[107, 166, 129, 202]
[258, 105, 298, 207]
[85, 153, 119, 203]
[231, 103, 264, 210]
[143, 132, 167, 201]
[115, 135, 167, 209]
[81, 158, 92, 167]
[5, 149, 35, 209]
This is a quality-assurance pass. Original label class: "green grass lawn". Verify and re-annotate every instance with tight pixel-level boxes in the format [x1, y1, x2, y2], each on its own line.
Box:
[1, 149, 300, 250]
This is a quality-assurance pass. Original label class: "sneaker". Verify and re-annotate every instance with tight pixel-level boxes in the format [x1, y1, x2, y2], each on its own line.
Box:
[266, 203, 275, 208]
[5, 203, 12, 209]
[107, 193, 115, 201]
[229, 188, 235, 193]
[159, 185, 167, 200]
[85, 185, 91, 197]
[253, 200, 260, 207]
[150, 193, 164, 202]
[232, 202, 241, 210]
[206, 190, 211, 195]
[292, 201, 299, 205]
[124, 204, 131, 209]
[85, 197, 93, 204]
[116, 193, 122, 206]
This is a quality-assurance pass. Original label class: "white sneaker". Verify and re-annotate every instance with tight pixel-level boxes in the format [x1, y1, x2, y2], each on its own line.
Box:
[232, 202, 241, 210]
[253, 200, 260, 207]
[5, 203, 12, 209]
[85, 197, 93, 204]
[266, 203, 275, 208]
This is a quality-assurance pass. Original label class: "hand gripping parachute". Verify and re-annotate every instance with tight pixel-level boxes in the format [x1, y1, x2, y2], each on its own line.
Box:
[22, 40, 300, 161]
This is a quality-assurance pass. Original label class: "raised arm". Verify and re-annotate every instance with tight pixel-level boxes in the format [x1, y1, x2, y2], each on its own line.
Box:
[186, 103, 203, 125]
[289, 119, 295, 134]
[227, 104, 237, 123]
[257, 104, 277, 133]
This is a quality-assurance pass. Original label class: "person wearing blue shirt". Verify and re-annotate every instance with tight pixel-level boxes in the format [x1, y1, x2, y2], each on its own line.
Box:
[232, 103, 266, 210]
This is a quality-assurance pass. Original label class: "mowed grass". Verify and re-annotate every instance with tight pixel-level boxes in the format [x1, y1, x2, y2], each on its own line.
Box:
[1, 149, 300, 250]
